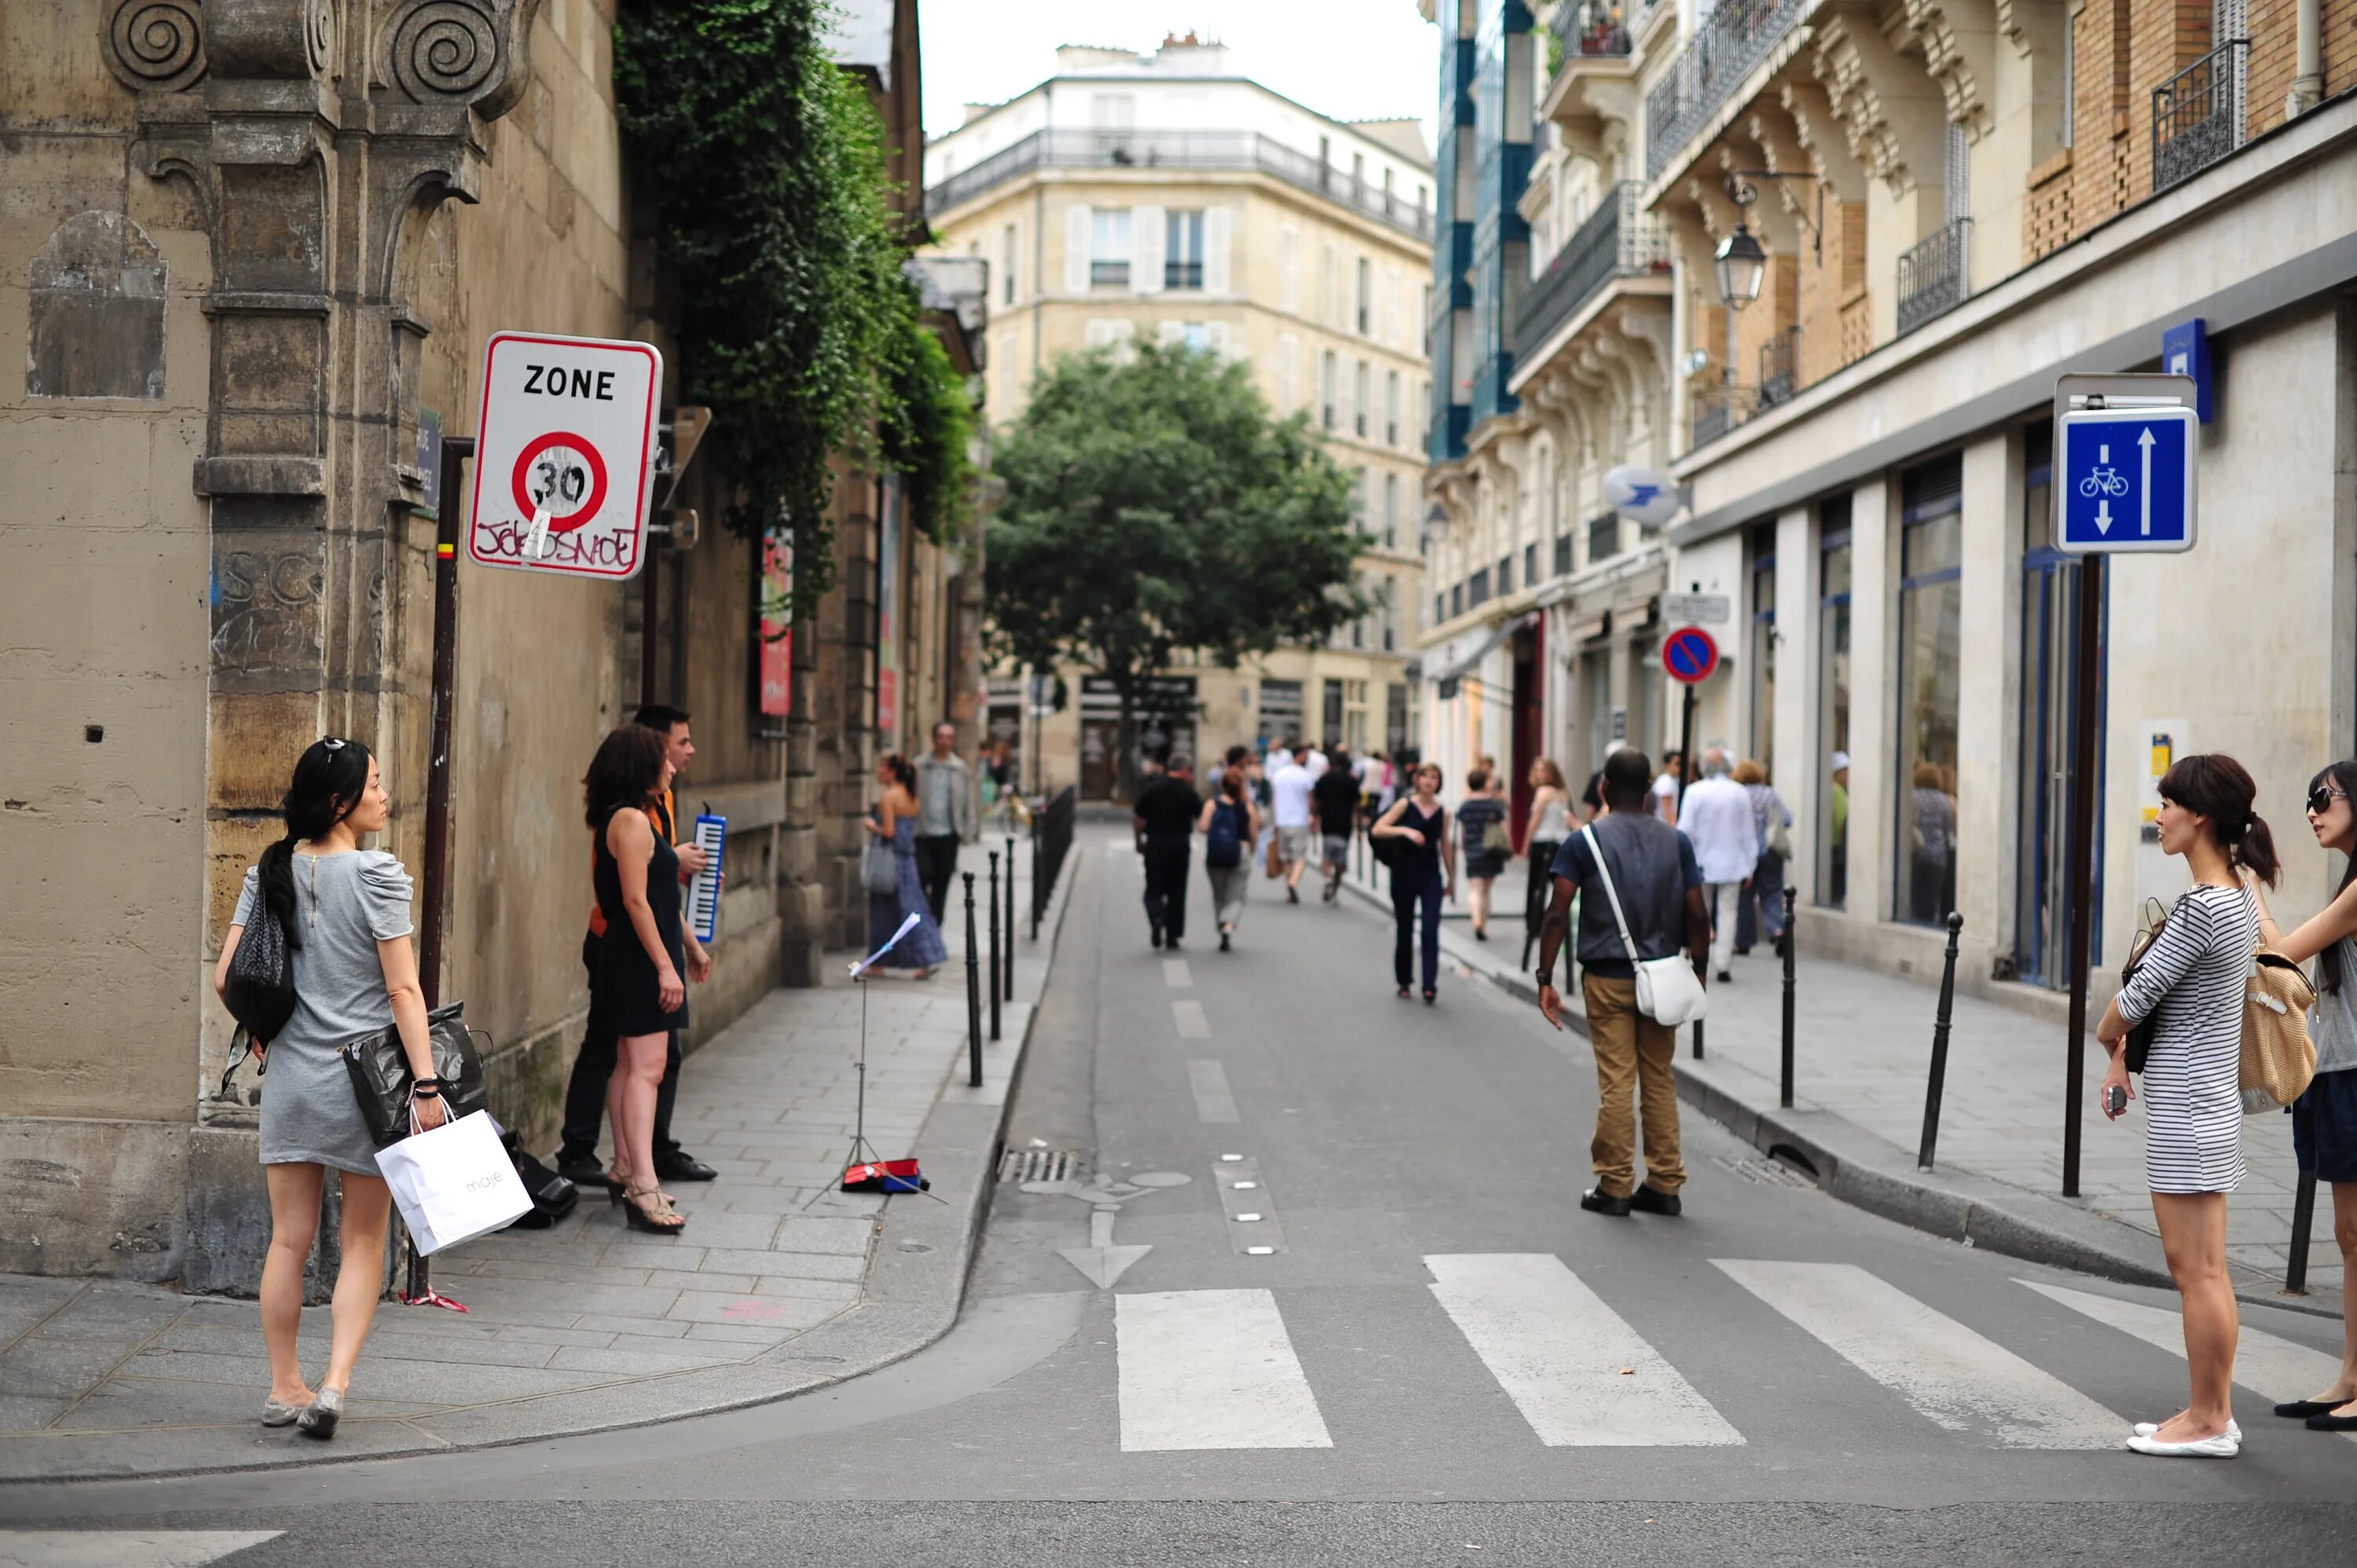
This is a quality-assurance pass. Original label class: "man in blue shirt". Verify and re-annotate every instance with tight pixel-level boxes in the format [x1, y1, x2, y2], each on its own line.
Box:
[1534, 747, 1711, 1218]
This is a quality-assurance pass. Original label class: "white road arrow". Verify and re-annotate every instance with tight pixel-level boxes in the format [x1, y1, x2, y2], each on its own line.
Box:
[1059, 1207, 1153, 1289]
[2136, 427, 2156, 536]
[2094, 498, 2113, 535]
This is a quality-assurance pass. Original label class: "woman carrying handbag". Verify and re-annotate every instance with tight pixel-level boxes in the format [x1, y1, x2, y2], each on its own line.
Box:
[214, 738, 442, 1441]
[863, 753, 948, 978]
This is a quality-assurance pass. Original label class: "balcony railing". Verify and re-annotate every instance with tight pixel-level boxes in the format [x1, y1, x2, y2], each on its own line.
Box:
[927, 129, 1435, 241]
[1896, 218, 1971, 334]
[1643, 0, 1811, 181]
[1758, 325, 1800, 408]
[1511, 183, 1670, 362]
[1689, 384, 1757, 450]
[1551, 1, 1640, 63]
[2154, 39, 2249, 193]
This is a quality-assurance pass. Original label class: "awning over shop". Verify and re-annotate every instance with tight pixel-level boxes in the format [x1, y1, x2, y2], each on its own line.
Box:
[1427, 611, 1536, 701]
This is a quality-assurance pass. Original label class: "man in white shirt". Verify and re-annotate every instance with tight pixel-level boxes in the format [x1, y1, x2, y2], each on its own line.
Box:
[1676, 747, 1758, 983]
[1650, 749, 1684, 826]
[1305, 747, 1330, 781]
[1269, 752, 1316, 903]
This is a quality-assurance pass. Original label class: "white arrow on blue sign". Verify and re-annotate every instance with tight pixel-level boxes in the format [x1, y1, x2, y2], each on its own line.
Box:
[2057, 404, 2198, 555]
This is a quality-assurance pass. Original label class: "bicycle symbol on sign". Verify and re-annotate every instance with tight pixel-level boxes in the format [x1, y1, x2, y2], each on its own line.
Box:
[2078, 466, 2128, 499]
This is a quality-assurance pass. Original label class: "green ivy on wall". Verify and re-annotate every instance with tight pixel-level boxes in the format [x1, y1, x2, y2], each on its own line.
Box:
[614, 0, 972, 614]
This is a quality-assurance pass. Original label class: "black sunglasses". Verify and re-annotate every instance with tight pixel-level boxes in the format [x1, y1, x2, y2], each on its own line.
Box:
[2309, 785, 2348, 815]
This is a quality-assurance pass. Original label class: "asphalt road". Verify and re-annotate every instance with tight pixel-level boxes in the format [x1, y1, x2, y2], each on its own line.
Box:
[7, 835, 2356, 1566]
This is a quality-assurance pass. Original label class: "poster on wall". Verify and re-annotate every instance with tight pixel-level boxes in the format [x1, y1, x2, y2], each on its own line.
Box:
[758, 531, 792, 718]
[876, 477, 901, 738]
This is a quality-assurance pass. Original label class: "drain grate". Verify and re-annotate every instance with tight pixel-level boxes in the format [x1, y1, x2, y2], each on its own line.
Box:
[999, 1146, 1087, 1184]
[1713, 1154, 1816, 1189]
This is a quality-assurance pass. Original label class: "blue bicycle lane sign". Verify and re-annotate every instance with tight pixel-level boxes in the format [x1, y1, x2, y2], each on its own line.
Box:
[2058, 403, 2198, 555]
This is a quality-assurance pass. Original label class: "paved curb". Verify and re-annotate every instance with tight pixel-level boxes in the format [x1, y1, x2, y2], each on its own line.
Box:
[0, 850, 1085, 1486]
[1334, 871, 2336, 1321]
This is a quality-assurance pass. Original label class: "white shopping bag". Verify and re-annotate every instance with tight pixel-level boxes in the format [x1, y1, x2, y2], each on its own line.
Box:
[374, 1110, 531, 1255]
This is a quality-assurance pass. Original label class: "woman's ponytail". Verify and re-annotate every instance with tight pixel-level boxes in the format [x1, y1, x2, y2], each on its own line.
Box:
[2235, 809, 2280, 888]
[258, 738, 373, 946]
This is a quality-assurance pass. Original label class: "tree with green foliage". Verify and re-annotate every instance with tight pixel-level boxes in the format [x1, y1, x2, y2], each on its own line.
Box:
[987, 343, 1369, 795]
[613, 0, 971, 617]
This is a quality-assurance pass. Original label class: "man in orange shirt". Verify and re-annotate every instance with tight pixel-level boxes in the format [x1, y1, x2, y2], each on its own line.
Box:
[555, 705, 715, 1185]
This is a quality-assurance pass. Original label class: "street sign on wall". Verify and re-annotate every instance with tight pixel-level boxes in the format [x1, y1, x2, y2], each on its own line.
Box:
[1660, 592, 1731, 625]
[1662, 626, 1719, 684]
[467, 332, 662, 579]
[2057, 404, 2198, 555]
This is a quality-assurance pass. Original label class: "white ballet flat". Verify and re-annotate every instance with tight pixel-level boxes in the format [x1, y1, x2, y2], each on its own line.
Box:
[2127, 1428, 2238, 1457]
[2133, 1419, 2238, 1439]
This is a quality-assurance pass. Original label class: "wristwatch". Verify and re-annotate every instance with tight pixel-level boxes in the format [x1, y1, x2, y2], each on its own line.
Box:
[1534, 970, 1553, 989]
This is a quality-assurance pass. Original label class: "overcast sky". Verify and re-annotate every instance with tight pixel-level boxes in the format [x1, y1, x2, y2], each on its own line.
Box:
[916, 1, 1442, 153]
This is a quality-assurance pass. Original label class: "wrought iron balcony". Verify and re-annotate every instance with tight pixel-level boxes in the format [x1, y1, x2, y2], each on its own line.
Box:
[1511, 182, 1670, 363]
[1689, 385, 1756, 450]
[2154, 40, 2249, 193]
[1643, 0, 1811, 181]
[1551, 1, 1639, 64]
[926, 129, 1435, 242]
[1758, 325, 1800, 408]
[1896, 218, 1971, 335]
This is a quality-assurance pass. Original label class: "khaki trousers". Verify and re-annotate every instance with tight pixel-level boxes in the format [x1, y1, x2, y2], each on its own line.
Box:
[1583, 973, 1685, 1197]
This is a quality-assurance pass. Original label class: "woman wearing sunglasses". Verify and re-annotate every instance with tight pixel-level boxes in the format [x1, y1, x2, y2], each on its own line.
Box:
[2241, 761, 2357, 1434]
[213, 738, 442, 1441]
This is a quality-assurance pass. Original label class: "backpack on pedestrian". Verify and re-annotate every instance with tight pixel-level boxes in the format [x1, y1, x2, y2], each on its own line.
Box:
[1205, 800, 1243, 869]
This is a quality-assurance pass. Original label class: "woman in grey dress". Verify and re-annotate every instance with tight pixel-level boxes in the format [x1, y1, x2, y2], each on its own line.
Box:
[214, 738, 443, 1441]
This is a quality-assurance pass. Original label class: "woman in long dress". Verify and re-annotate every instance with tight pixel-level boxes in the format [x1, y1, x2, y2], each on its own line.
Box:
[866, 753, 948, 976]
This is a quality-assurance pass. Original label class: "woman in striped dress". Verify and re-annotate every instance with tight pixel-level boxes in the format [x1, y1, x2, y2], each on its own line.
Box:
[2097, 753, 2278, 1459]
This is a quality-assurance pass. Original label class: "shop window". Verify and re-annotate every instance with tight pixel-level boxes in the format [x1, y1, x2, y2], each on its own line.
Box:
[1818, 499, 1853, 908]
[1895, 456, 1964, 926]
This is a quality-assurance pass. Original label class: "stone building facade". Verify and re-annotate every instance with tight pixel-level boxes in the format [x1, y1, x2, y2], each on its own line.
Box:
[0, 0, 983, 1287]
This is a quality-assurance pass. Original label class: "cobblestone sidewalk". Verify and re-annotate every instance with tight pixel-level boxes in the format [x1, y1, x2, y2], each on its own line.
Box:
[0, 838, 1065, 1482]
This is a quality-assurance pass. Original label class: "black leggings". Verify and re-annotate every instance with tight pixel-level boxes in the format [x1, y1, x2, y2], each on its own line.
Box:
[1392, 872, 1442, 992]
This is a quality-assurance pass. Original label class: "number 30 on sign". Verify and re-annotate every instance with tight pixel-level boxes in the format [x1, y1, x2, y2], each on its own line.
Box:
[467, 332, 662, 581]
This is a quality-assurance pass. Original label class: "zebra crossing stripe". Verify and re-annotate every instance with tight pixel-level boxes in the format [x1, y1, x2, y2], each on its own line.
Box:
[1424, 1254, 1743, 1447]
[2020, 1278, 2357, 1442]
[1716, 1260, 2124, 1448]
[1115, 1288, 1332, 1451]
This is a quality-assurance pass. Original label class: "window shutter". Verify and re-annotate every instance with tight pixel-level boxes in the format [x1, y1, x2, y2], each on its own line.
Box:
[1277, 332, 1299, 409]
[1279, 225, 1299, 311]
[1157, 320, 1186, 346]
[1133, 204, 1165, 295]
[1065, 204, 1091, 291]
[1204, 206, 1232, 294]
[1338, 354, 1355, 434]
[1204, 321, 1231, 358]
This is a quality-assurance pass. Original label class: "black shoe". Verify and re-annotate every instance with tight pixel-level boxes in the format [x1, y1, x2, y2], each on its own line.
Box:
[2306, 1409, 2357, 1431]
[1629, 1185, 1683, 1217]
[2275, 1397, 2354, 1420]
[1473, 927, 1488, 941]
[1151, 924, 1164, 949]
[1580, 1187, 1633, 1217]
[555, 1152, 606, 1185]
[1166, 937, 1182, 951]
[1287, 886, 1299, 904]
[654, 1152, 718, 1182]
[1715, 970, 1733, 984]
[1422, 989, 1436, 1006]
[1219, 932, 1231, 951]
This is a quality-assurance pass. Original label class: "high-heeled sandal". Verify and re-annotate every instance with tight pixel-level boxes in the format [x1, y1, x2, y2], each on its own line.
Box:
[605, 1171, 672, 1207]
[622, 1183, 687, 1235]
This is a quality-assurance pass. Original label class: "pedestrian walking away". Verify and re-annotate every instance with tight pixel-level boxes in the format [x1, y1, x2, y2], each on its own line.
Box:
[1270, 746, 1316, 903]
[1522, 759, 1572, 966]
[2097, 753, 2278, 1457]
[2239, 756, 2357, 1434]
[915, 720, 980, 923]
[1732, 757, 1794, 960]
[1534, 747, 1710, 1218]
[1199, 760, 1261, 951]
[1313, 746, 1361, 903]
[1373, 761, 1453, 1003]
[1455, 766, 1509, 941]
[554, 705, 715, 1189]
[587, 727, 695, 1237]
[215, 737, 440, 1440]
[1678, 748, 1758, 983]
[1135, 753, 1203, 948]
[865, 754, 950, 978]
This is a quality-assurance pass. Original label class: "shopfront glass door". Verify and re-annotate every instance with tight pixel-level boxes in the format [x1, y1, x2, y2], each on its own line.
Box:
[2015, 427, 2105, 987]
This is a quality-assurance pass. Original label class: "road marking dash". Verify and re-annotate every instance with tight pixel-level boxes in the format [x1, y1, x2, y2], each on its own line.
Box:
[1171, 998, 1210, 1039]
[1187, 1059, 1240, 1123]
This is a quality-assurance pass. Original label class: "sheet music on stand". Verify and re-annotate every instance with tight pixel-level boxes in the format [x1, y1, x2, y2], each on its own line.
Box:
[687, 813, 725, 943]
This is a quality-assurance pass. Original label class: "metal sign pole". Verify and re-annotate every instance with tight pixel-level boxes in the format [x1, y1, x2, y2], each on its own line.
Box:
[420, 435, 475, 1009]
[2061, 551, 2102, 1196]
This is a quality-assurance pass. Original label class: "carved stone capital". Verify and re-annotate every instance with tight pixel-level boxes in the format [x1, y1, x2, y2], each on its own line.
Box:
[104, 0, 209, 94]
[379, 0, 540, 119]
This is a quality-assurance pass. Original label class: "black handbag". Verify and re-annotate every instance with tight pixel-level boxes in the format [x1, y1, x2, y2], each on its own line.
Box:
[2118, 898, 2168, 1075]
[338, 1002, 489, 1148]
[222, 901, 297, 1045]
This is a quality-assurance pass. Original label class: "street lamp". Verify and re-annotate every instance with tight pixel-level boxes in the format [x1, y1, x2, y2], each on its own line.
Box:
[1713, 223, 1767, 310]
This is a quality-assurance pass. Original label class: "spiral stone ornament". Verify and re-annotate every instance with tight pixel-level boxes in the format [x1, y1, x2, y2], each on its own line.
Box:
[390, 0, 499, 102]
[307, 0, 339, 77]
[104, 0, 207, 93]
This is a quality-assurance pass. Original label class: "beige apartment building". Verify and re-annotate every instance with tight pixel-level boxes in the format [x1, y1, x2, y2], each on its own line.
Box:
[1427, 0, 2357, 1015]
[924, 38, 1434, 796]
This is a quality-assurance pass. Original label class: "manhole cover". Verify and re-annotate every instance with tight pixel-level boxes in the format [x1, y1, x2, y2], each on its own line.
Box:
[1712, 1154, 1816, 1189]
[999, 1146, 1087, 1184]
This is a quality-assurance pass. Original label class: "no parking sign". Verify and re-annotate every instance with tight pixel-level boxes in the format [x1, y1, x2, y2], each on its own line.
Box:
[467, 332, 662, 580]
[1661, 626, 1719, 684]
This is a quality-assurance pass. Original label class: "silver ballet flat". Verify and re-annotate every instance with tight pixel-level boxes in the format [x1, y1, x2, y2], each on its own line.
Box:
[261, 1394, 311, 1427]
[295, 1385, 343, 1440]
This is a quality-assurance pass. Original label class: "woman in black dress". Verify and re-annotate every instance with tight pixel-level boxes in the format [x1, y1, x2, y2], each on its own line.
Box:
[585, 726, 688, 1235]
[1372, 762, 1454, 1003]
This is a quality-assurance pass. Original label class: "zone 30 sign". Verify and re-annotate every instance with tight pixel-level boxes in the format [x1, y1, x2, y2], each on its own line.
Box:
[467, 332, 662, 580]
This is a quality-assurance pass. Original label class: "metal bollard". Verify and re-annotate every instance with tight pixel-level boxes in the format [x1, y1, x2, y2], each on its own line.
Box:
[987, 852, 1002, 1042]
[1918, 911, 1963, 1171]
[1005, 836, 1017, 1002]
[2286, 1167, 2319, 1294]
[962, 872, 983, 1087]
[1780, 885, 1798, 1109]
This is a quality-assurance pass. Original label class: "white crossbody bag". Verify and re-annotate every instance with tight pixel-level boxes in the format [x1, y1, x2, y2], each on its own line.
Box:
[1580, 823, 1709, 1028]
